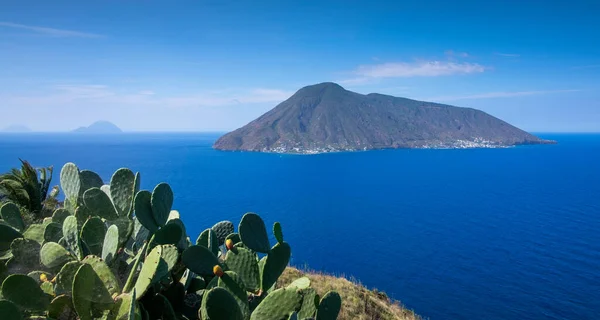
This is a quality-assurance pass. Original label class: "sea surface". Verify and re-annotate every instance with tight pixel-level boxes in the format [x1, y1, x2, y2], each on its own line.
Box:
[0, 133, 599, 320]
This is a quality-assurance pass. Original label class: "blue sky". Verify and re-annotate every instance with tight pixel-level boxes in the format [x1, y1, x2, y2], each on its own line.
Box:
[1, 0, 599, 132]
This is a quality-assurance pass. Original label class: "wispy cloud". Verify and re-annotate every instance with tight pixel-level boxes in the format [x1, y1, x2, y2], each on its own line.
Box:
[2, 84, 292, 108]
[426, 89, 581, 102]
[0, 21, 104, 38]
[340, 60, 486, 85]
[494, 52, 520, 57]
[570, 64, 600, 70]
[445, 50, 469, 58]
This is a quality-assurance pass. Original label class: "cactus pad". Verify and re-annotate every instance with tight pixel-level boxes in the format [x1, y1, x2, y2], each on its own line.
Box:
[150, 183, 173, 227]
[316, 291, 341, 320]
[81, 255, 122, 297]
[261, 242, 291, 291]
[297, 288, 318, 319]
[1, 274, 51, 311]
[133, 245, 168, 298]
[197, 228, 219, 256]
[62, 215, 82, 259]
[44, 222, 63, 243]
[83, 187, 119, 221]
[273, 222, 284, 244]
[287, 277, 310, 290]
[152, 223, 183, 247]
[51, 208, 71, 224]
[72, 263, 114, 319]
[200, 287, 244, 320]
[0, 299, 22, 320]
[40, 242, 74, 269]
[80, 217, 107, 256]
[160, 244, 179, 272]
[47, 294, 75, 320]
[211, 221, 234, 246]
[55, 261, 82, 295]
[60, 163, 81, 203]
[22, 223, 45, 245]
[79, 170, 104, 193]
[224, 246, 260, 292]
[6, 238, 41, 274]
[239, 213, 270, 253]
[182, 245, 220, 276]
[102, 224, 119, 265]
[133, 190, 159, 233]
[250, 287, 303, 320]
[1, 203, 25, 231]
[110, 168, 136, 217]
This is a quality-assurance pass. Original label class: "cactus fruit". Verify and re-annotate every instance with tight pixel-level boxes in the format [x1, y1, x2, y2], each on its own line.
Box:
[60, 163, 81, 204]
[211, 221, 234, 246]
[200, 287, 244, 320]
[40, 242, 74, 269]
[239, 213, 270, 253]
[150, 183, 173, 227]
[225, 233, 241, 245]
[1, 203, 25, 231]
[213, 265, 224, 278]
[0, 299, 22, 320]
[110, 168, 136, 217]
[316, 291, 342, 320]
[250, 287, 303, 320]
[260, 242, 291, 291]
[80, 217, 107, 256]
[226, 239, 234, 250]
[133, 190, 159, 233]
[83, 187, 119, 221]
[1, 274, 51, 311]
[273, 222, 284, 244]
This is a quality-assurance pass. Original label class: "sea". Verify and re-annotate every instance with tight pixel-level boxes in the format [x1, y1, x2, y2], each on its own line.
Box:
[0, 133, 598, 320]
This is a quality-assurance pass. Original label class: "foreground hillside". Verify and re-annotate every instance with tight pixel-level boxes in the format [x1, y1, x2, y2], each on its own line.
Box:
[279, 267, 422, 320]
[214, 82, 554, 154]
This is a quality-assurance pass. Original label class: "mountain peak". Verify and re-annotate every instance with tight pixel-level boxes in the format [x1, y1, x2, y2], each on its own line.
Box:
[214, 82, 554, 154]
[73, 121, 122, 134]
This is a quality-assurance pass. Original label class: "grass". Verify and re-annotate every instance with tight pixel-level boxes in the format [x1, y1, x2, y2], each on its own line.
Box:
[277, 267, 423, 320]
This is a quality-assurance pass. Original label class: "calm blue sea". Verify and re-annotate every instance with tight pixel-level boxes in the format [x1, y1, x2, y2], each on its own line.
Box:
[0, 133, 598, 320]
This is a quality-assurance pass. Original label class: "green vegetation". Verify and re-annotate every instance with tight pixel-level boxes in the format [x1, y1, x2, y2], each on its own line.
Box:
[0, 159, 58, 221]
[0, 161, 341, 319]
[279, 268, 422, 320]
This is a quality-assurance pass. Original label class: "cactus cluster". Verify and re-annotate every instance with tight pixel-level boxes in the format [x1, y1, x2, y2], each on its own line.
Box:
[0, 162, 341, 320]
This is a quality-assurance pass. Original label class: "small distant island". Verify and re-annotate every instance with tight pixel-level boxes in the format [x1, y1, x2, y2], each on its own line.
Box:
[214, 82, 556, 154]
[72, 121, 123, 134]
[2, 124, 32, 133]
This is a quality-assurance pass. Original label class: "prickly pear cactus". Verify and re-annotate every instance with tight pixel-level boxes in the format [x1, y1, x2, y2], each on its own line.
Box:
[0, 162, 342, 319]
